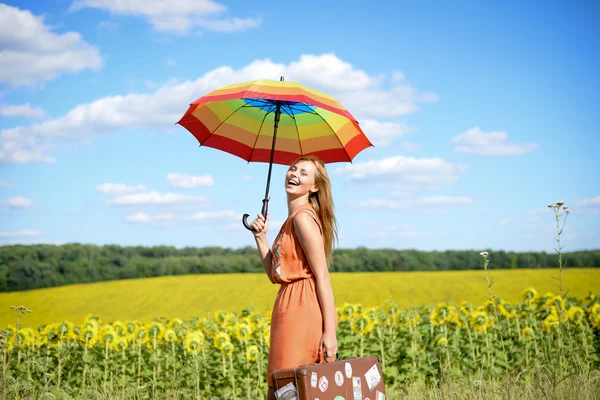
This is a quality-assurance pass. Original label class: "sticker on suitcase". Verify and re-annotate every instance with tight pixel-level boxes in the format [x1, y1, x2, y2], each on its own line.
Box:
[335, 370, 344, 386]
[345, 362, 352, 378]
[319, 376, 328, 392]
[375, 390, 385, 400]
[352, 376, 363, 400]
[311, 372, 317, 388]
[364, 364, 382, 391]
[274, 382, 298, 400]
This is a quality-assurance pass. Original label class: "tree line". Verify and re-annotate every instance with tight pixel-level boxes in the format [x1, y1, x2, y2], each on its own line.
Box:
[0, 244, 598, 292]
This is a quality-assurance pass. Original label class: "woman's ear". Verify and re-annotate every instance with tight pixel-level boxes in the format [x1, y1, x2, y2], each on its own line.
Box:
[311, 187, 319, 193]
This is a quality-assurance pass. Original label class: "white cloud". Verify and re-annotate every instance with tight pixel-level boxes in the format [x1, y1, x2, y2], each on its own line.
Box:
[3, 196, 33, 208]
[0, 103, 44, 119]
[125, 212, 177, 223]
[499, 217, 510, 224]
[165, 58, 177, 68]
[0, 178, 11, 187]
[242, 175, 253, 181]
[452, 127, 539, 156]
[335, 155, 467, 192]
[166, 173, 214, 188]
[0, 53, 435, 164]
[188, 209, 238, 222]
[70, 0, 261, 35]
[359, 119, 415, 146]
[391, 71, 405, 82]
[96, 183, 148, 195]
[574, 195, 600, 214]
[0, 229, 42, 238]
[107, 191, 208, 206]
[0, 3, 103, 87]
[358, 196, 472, 209]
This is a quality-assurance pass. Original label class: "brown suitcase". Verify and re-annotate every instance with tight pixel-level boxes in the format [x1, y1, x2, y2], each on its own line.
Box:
[271, 354, 386, 400]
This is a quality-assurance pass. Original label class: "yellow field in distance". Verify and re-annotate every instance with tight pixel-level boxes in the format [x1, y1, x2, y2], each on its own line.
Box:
[1, 268, 598, 328]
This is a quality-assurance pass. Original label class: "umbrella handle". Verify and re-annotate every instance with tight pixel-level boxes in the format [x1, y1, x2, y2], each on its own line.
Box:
[242, 198, 269, 231]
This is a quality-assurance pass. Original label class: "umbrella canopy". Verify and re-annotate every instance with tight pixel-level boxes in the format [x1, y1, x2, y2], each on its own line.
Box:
[177, 77, 372, 230]
[177, 78, 372, 165]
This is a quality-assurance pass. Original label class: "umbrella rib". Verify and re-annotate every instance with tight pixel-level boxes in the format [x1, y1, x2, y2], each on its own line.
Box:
[247, 107, 274, 163]
[312, 110, 352, 162]
[207, 102, 252, 141]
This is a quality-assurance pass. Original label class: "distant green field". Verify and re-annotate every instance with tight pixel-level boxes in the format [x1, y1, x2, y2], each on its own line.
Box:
[1, 268, 598, 328]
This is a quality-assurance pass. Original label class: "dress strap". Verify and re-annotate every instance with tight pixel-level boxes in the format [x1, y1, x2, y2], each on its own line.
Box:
[292, 206, 322, 235]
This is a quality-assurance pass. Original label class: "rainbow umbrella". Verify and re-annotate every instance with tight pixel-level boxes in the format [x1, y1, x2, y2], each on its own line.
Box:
[177, 77, 372, 231]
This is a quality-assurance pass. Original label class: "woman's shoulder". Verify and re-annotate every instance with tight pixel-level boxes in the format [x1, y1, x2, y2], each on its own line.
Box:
[292, 207, 322, 235]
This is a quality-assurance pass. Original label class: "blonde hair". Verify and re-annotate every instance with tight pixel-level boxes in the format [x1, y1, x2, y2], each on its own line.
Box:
[291, 156, 338, 265]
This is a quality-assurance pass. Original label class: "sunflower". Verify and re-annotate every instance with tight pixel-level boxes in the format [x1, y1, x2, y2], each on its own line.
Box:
[58, 321, 74, 338]
[225, 314, 238, 327]
[221, 341, 234, 356]
[235, 324, 253, 342]
[134, 326, 149, 343]
[431, 303, 460, 327]
[565, 306, 584, 324]
[112, 336, 128, 352]
[469, 311, 492, 333]
[15, 328, 35, 348]
[339, 303, 356, 321]
[201, 322, 218, 338]
[80, 325, 98, 347]
[376, 309, 390, 326]
[542, 311, 560, 332]
[365, 307, 378, 324]
[146, 321, 166, 341]
[351, 315, 375, 336]
[84, 314, 102, 325]
[385, 301, 398, 317]
[168, 318, 183, 330]
[545, 295, 566, 311]
[100, 326, 117, 346]
[246, 345, 259, 361]
[253, 320, 269, 336]
[249, 312, 264, 326]
[522, 287, 538, 303]
[521, 327, 534, 340]
[589, 304, 600, 328]
[164, 329, 178, 343]
[213, 332, 231, 350]
[112, 321, 126, 337]
[184, 331, 204, 354]
[42, 323, 59, 341]
[214, 310, 228, 325]
[436, 336, 448, 347]
[125, 321, 139, 336]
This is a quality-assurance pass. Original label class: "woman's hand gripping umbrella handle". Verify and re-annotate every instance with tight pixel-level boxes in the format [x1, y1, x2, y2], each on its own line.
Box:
[242, 198, 269, 231]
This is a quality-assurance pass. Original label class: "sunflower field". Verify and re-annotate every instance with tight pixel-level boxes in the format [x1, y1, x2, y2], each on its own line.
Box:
[1, 287, 599, 399]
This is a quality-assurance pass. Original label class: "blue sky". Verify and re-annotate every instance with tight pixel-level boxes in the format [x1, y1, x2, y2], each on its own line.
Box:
[1, 0, 598, 253]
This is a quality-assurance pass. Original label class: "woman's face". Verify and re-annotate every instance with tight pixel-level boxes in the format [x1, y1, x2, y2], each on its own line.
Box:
[285, 160, 318, 197]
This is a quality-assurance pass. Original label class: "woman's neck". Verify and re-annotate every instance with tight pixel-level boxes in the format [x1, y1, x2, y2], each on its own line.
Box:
[287, 195, 310, 217]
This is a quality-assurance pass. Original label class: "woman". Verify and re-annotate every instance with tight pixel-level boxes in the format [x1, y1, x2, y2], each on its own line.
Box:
[249, 155, 339, 399]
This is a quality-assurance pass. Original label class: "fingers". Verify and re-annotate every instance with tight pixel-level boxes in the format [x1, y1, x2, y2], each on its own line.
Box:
[251, 213, 268, 234]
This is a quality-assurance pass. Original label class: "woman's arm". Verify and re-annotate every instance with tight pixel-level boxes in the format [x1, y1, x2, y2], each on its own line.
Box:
[293, 212, 338, 358]
[250, 213, 275, 284]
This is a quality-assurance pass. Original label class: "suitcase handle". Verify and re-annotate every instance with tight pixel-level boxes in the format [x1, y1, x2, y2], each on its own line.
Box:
[323, 351, 339, 363]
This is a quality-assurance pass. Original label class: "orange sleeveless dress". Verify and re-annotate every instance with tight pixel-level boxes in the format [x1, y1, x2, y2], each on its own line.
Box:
[267, 204, 323, 388]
